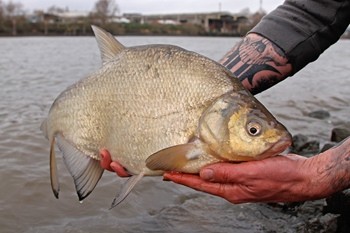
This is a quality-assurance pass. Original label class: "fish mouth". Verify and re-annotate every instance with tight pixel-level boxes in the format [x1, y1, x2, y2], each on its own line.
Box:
[259, 133, 292, 159]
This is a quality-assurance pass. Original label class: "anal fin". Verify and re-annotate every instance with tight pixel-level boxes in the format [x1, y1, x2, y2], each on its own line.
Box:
[110, 171, 145, 209]
[56, 133, 104, 201]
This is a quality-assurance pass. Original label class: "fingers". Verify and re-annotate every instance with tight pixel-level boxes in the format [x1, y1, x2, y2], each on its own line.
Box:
[100, 149, 131, 177]
[110, 162, 131, 177]
[199, 156, 301, 183]
[199, 163, 248, 183]
[100, 149, 114, 172]
[163, 163, 249, 187]
[163, 172, 202, 186]
[163, 172, 221, 194]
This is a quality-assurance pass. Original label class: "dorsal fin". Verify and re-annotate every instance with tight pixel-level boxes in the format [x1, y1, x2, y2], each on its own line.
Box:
[91, 25, 125, 64]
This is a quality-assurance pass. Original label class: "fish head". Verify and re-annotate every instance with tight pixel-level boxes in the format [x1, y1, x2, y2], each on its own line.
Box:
[198, 91, 292, 161]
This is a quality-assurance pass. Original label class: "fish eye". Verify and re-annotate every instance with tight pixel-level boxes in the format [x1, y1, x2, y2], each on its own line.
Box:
[246, 121, 262, 136]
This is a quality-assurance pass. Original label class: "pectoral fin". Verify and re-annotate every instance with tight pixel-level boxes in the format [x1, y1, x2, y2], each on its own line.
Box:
[56, 133, 104, 201]
[145, 142, 205, 171]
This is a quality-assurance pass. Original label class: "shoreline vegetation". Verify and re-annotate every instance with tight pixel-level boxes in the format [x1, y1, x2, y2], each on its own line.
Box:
[0, 0, 265, 37]
[0, 22, 247, 37]
[1, 0, 349, 38]
[1, 23, 349, 38]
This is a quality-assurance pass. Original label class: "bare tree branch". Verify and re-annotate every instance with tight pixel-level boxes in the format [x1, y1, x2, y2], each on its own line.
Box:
[93, 0, 119, 24]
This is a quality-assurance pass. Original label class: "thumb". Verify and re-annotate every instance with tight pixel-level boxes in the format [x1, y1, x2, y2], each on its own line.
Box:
[199, 163, 244, 183]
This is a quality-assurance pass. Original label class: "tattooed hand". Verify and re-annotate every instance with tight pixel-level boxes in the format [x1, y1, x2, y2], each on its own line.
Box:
[220, 33, 292, 94]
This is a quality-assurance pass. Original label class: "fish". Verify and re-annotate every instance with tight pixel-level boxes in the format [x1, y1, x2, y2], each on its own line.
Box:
[41, 25, 292, 208]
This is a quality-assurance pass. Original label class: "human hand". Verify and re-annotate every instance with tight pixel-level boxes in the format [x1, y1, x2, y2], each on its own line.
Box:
[100, 149, 130, 177]
[163, 154, 318, 204]
[101, 138, 350, 203]
[100, 150, 315, 202]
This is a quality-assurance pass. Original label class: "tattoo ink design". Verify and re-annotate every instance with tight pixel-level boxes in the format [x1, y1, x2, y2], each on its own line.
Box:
[220, 34, 292, 95]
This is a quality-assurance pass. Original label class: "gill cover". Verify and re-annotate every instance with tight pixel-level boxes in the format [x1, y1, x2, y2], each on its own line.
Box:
[198, 91, 246, 160]
[198, 90, 291, 161]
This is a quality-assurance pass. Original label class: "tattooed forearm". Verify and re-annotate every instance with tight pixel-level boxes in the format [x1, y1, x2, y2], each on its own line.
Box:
[220, 33, 292, 95]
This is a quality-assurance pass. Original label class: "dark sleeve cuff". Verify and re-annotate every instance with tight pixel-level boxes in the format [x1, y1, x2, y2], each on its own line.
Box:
[250, 0, 350, 74]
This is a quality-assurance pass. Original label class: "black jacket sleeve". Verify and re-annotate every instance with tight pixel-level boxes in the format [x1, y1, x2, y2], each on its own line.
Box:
[250, 0, 350, 74]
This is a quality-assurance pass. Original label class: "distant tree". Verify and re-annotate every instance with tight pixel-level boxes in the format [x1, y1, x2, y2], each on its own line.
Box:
[0, 1, 4, 33]
[5, 1, 23, 17]
[0, 1, 4, 20]
[93, 0, 119, 24]
[4, 1, 23, 35]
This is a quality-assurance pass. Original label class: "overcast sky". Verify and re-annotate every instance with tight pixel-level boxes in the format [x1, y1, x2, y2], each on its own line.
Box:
[16, 0, 284, 14]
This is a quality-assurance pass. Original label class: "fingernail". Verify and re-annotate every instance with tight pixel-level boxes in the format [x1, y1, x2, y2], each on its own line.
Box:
[200, 168, 214, 180]
[163, 173, 171, 181]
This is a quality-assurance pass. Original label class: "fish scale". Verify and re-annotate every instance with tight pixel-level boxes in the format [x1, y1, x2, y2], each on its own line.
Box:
[41, 25, 292, 207]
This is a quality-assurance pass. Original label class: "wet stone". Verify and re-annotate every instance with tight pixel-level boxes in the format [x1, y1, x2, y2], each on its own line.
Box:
[290, 134, 320, 155]
[151, 195, 340, 233]
[303, 214, 338, 233]
[298, 140, 320, 154]
[307, 110, 331, 119]
[331, 128, 350, 143]
[291, 134, 308, 152]
[320, 143, 337, 152]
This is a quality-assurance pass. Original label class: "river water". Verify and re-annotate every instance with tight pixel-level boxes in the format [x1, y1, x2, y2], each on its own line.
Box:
[0, 35, 349, 233]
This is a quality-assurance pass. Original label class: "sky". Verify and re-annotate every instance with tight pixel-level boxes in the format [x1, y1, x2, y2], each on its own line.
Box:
[16, 0, 285, 14]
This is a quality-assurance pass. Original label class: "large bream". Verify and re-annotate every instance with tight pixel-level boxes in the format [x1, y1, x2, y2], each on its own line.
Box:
[41, 26, 292, 207]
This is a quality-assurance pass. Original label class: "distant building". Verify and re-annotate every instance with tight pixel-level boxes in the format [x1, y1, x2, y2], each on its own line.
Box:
[123, 13, 143, 24]
[56, 11, 89, 24]
[25, 9, 254, 36]
[123, 11, 249, 34]
[110, 16, 130, 23]
[27, 10, 89, 24]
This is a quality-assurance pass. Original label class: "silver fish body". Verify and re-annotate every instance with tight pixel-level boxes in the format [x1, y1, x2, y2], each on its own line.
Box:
[41, 26, 291, 206]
